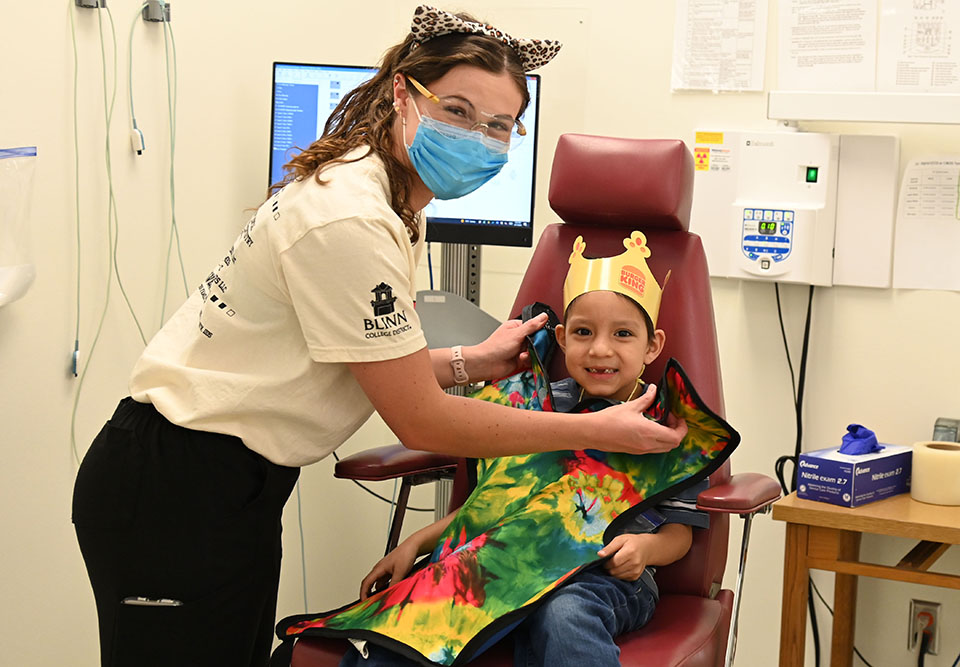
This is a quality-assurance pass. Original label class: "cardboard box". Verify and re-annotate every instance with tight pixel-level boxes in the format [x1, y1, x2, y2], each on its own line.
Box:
[797, 444, 912, 508]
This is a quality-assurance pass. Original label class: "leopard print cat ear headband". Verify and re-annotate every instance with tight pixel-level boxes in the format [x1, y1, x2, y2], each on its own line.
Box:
[409, 5, 562, 72]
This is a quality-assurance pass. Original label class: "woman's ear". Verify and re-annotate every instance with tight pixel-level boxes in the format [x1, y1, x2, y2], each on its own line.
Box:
[392, 74, 418, 149]
[644, 329, 666, 365]
[393, 74, 410, 114]
[554, 323, 567, 352]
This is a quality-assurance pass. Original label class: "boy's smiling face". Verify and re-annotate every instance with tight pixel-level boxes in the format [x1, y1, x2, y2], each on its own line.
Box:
[555, 291, 665, 403]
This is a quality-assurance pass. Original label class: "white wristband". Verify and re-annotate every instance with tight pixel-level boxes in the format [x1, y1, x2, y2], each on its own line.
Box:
[450, 345, 469, 385]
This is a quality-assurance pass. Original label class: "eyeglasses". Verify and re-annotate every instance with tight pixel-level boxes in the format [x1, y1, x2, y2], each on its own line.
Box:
[405, 75, 526, 147]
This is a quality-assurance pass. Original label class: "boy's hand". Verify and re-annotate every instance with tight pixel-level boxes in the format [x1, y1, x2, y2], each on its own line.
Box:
[598, 534, 654, 581]
[359, 541, 419, 600]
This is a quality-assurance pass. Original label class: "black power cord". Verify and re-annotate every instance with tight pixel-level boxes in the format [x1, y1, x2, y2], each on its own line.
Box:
[808, 578, 876, 667]
[773, 284, 879, 667]
[331, 451, 435, 512]
[774, 283, 820, 667]
[775, 283, 815, 494]
[918, 631, 930, 667]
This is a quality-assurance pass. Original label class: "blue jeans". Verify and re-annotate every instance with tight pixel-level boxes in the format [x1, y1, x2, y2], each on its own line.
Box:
[338, 569, 657, 667]
[513, 569, 657, 667]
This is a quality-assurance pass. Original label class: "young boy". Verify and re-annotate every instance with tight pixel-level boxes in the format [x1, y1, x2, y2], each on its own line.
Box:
[341, 232, 708, 666]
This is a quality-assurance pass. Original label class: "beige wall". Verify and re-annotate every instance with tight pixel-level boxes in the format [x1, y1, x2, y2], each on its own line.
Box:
[2, 1, 959, 665]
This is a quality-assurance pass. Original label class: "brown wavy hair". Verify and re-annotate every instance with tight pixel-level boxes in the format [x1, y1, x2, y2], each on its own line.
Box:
[269, 19, 530, 244]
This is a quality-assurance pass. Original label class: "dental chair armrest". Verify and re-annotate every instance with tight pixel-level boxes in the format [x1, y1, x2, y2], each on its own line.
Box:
[696, 472, 782, 515]
[333, 444, 459, 482]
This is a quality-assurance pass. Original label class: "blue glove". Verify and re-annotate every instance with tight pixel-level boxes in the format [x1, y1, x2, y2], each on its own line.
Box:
[839, 423, 883, 455]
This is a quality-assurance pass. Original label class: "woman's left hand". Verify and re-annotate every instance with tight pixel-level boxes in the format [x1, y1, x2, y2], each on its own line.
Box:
[467, 312, 548, 381]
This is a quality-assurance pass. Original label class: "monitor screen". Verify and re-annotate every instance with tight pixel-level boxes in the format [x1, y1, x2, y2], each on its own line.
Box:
[270, 62, 540, 247]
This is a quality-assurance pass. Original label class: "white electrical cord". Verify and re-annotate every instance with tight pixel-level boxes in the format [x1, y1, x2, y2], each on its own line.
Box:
[69, 1, 82, 382]
[99, 6, 148, 346]
[69, 0, 160, 462]
[127, 0, 189, 325]
[127, 2, 148, 154]
[69, 1, 128, 463]
[158, 4, 190, 324]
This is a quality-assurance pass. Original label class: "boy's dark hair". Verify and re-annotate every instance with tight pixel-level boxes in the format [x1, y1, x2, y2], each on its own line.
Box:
[564, 292, 657, 344]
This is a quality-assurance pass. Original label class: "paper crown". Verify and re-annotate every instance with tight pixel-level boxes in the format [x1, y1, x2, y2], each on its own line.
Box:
[562, 231, 669, 326]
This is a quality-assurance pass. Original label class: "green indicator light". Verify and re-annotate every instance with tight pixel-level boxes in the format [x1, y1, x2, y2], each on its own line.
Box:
[806, 166, 819, 183]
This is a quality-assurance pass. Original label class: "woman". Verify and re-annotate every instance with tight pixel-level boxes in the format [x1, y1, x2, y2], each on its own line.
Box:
[72, 6, 687, 667]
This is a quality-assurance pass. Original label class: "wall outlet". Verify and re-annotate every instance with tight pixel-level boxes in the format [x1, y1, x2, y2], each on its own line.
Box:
[908, 599, 940, 656]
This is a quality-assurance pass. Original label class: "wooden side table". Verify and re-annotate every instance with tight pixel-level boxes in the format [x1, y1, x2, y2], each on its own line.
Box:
[772, 493, 960, 667]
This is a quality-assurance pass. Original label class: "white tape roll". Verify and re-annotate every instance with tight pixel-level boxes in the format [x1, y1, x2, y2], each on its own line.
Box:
[911, 441, 960, 506]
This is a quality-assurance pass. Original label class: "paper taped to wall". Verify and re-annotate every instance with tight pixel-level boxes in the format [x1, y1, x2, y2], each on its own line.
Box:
[877, 0, 960, 93]
[778, 0, 877, 91]
[671, 0, 768, 92]
[892, 157, 960, 291]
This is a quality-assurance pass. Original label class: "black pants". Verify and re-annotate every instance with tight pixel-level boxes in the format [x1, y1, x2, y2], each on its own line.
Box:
[73, 398, 300, 667]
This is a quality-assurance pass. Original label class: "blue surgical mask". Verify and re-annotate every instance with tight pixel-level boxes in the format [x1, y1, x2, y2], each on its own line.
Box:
[405, 102, 508, 200]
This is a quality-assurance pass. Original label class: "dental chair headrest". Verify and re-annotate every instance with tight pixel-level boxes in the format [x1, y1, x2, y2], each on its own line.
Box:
[547, 134, 694, 232]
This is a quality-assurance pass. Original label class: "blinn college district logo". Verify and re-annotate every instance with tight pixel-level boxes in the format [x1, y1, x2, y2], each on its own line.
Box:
[364, 282, 412, 339]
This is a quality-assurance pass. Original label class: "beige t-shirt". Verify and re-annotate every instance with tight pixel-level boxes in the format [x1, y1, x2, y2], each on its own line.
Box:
[130, 148, 426, 466]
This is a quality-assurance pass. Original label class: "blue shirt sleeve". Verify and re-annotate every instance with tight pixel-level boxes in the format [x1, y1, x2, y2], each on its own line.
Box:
[654, 478, 710, 530]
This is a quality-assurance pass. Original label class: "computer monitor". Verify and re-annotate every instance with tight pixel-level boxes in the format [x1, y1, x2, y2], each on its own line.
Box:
[270, 62, 540, 248]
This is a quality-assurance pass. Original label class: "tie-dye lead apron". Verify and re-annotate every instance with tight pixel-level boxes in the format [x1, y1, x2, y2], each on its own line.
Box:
[275, 331, 738, 666]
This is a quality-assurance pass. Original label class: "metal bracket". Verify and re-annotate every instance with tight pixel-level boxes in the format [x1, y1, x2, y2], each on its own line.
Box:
[75, 0, 106, 8]
[142, 0, 171, 22]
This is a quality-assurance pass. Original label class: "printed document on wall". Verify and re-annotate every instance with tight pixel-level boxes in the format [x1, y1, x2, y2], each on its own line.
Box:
[892, 157, 960, 291]
[672, 0, 768, 92]
[877, 0, 960, 93]
[778, 0, 877, 91]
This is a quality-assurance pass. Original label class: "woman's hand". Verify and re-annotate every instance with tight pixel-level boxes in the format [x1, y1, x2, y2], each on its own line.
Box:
[359, 540, 419, 600]
[354, 349, 685, 458]
[593, 384, 688, 454]
[465, 312, 549, 381]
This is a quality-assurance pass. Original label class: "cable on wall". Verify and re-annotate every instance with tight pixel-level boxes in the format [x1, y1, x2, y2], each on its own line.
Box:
[807, 578, 876, 667]
[158, 4, 190, 323]
[773, 282, 820, 667]
[69, 1, 82, 380]
[99, 5, 148, 345]
[126, 2, 148, 156]
[70, 1, 141, 462]
[127, 0, 190, 325]
[69, 1, 178, 462]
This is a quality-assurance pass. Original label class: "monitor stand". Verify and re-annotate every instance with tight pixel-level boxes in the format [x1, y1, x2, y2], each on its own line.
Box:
[439, 243, 481, 306]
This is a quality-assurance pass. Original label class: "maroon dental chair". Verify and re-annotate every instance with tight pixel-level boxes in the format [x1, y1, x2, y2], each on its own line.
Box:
[291, 135, 781, 667]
